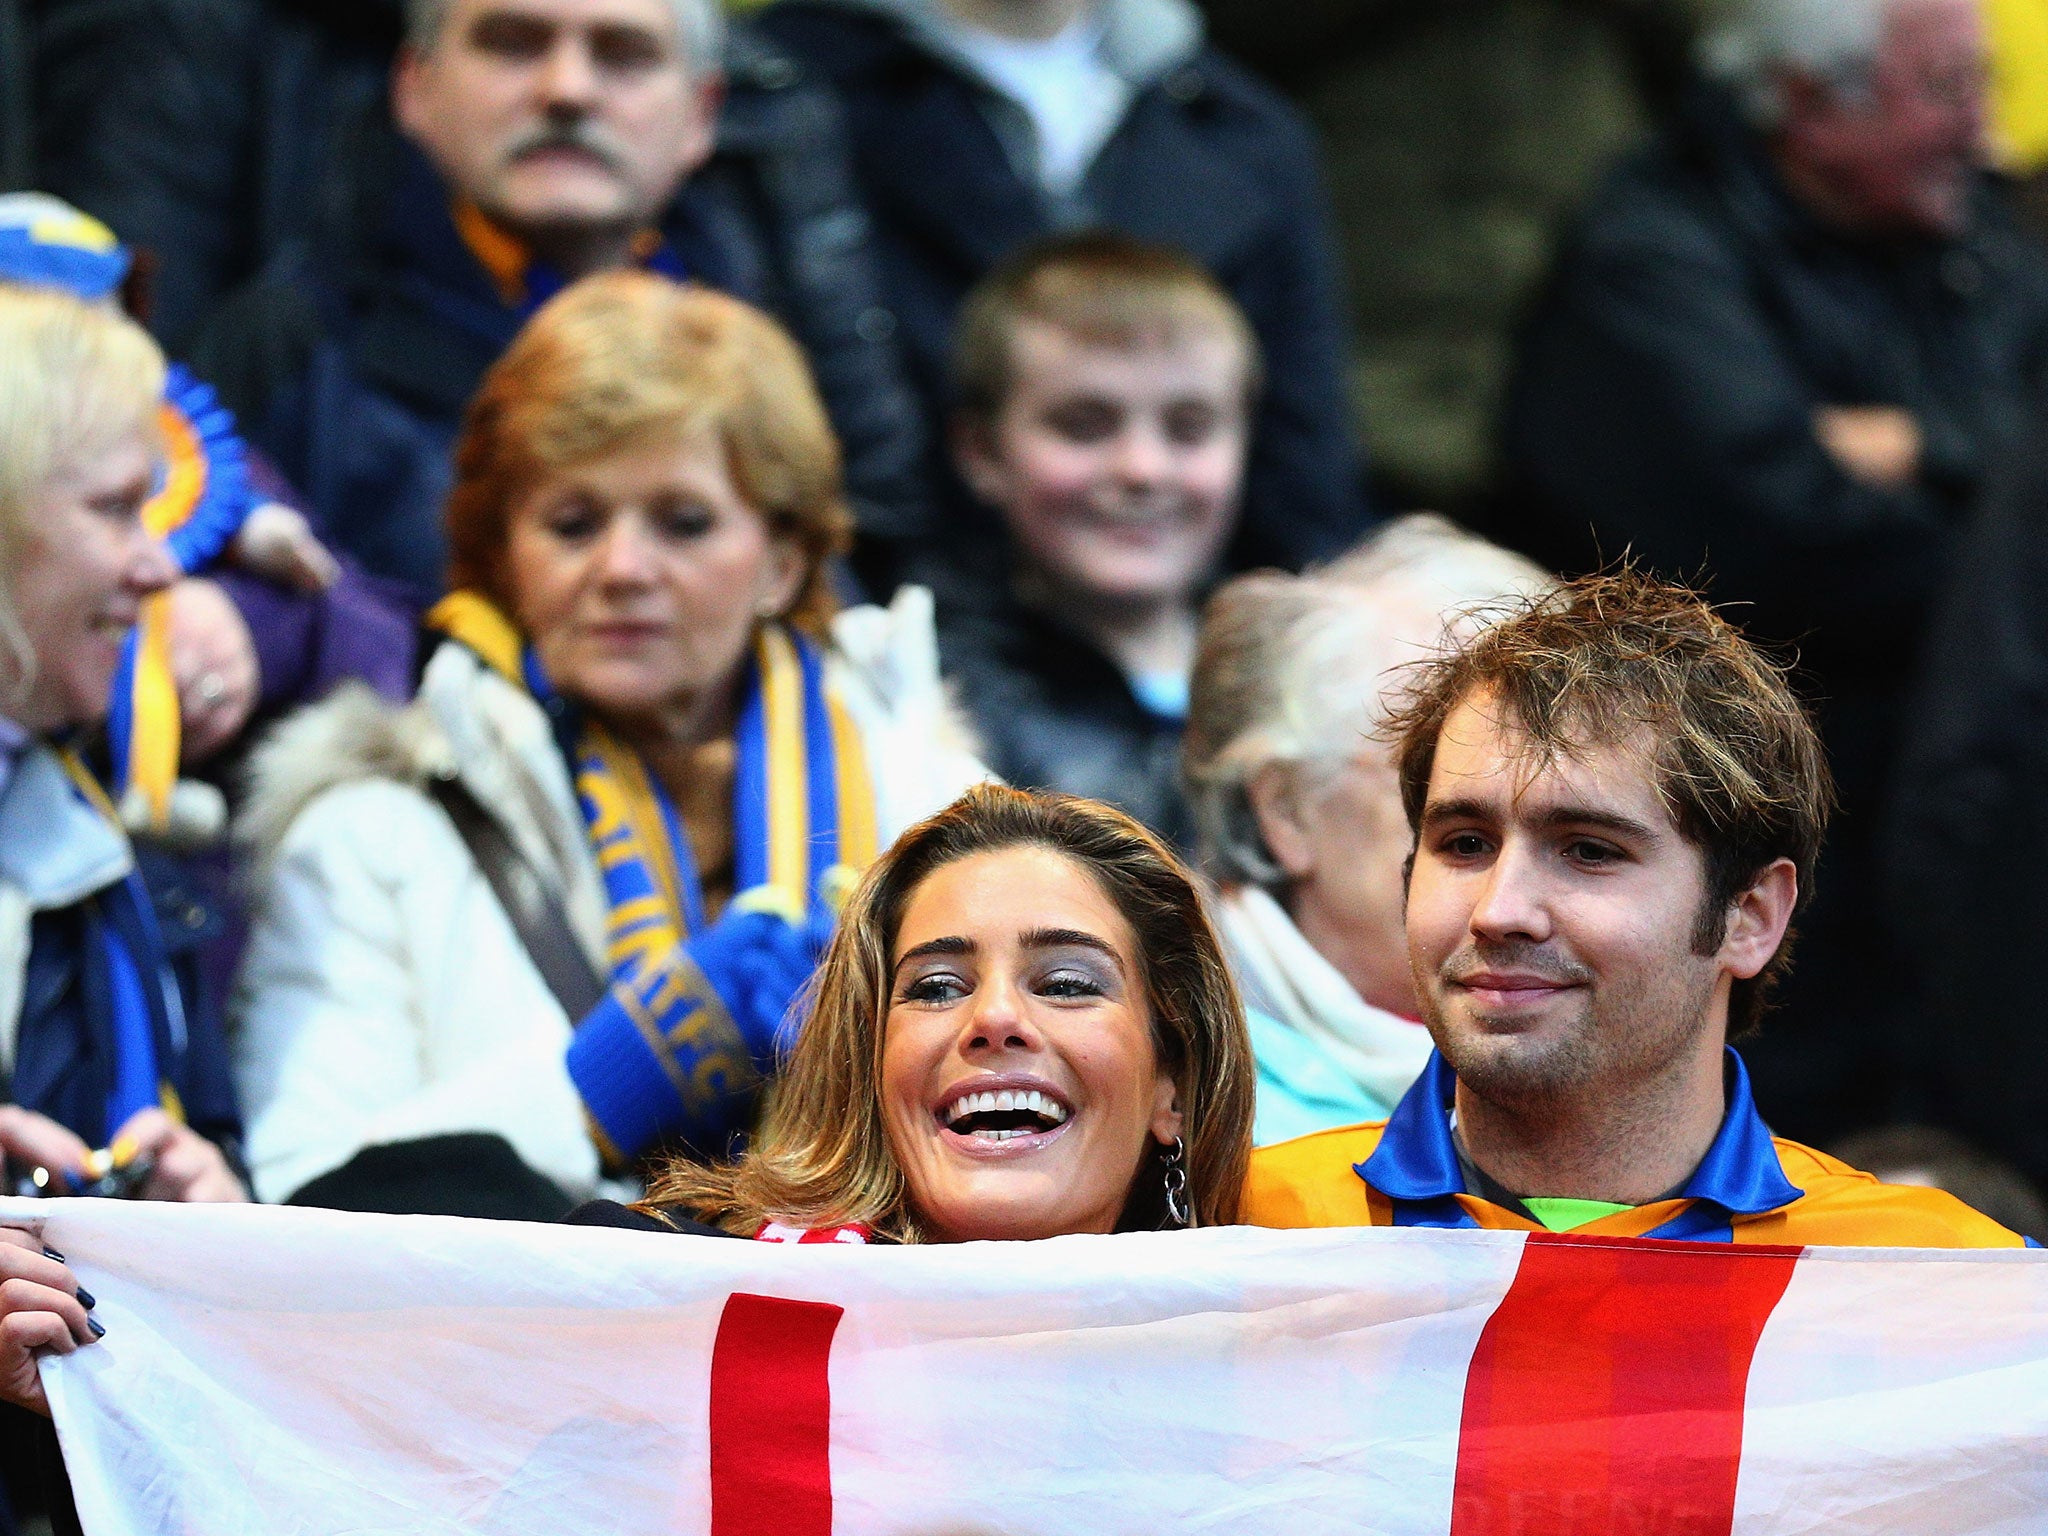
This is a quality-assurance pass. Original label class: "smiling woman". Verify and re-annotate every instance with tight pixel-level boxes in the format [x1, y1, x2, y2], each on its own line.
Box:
[0, 286, 249, 1248]
[630, 785, 1256, 1243]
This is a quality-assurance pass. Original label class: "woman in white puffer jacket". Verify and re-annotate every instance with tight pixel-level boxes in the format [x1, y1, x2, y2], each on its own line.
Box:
[231, 275, 987, 1215]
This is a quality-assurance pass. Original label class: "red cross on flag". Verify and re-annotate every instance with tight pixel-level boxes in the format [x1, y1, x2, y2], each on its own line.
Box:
[12, 1199, 2047, 1533]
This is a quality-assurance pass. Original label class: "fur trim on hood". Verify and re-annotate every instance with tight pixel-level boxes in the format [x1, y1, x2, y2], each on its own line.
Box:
[235, 682, 451, 886]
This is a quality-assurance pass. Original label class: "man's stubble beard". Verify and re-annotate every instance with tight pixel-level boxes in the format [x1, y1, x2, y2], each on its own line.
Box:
[1420, 941, 1723, 1123]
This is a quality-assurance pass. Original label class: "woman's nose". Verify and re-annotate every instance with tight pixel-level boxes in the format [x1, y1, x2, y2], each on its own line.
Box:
[128, 537, 179, 597]
[593, 516, 657, 584]
[961, 975, 1041, 1054]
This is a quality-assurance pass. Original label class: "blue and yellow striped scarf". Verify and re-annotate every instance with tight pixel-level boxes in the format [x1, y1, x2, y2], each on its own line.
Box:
[430, 591, 879, 1160]
[56, 750, 190, 1142]
[430, 590, 877, 960]
[558, 618, 879, 972]
[428, 593, 876, 962]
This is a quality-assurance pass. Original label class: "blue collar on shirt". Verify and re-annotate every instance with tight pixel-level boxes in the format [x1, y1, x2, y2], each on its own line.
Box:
[1361, 1047, 1803, 1218]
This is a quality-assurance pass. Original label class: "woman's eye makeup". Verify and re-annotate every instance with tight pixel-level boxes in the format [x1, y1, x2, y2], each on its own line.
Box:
[890, 943, 1121, 1005]
[897, 970, 969, 1006]
[1037, 968, 1107, 1000]
[1032, 946, 1120, 1000]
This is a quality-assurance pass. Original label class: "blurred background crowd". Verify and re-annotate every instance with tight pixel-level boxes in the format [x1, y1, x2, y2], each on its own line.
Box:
[4, 0, 2048, 1496]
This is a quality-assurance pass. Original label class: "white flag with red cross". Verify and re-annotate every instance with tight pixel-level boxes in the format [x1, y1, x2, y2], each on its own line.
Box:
[8, 1198, 2047, 1534]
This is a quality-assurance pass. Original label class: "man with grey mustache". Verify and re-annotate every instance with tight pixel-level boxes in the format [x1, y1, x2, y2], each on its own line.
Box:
[195, 0, 929, 603]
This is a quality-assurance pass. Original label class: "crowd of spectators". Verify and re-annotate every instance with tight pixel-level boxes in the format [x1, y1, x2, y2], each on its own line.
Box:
[6, 0, 2048, 1518]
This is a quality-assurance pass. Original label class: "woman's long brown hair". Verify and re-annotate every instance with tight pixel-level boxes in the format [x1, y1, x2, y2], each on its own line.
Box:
[641, 785, 1256, 1241]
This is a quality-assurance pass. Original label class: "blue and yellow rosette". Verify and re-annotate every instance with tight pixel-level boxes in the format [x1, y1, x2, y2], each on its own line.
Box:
[107, 365, 255, 833]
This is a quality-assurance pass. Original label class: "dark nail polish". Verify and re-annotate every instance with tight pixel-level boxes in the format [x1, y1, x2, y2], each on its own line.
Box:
[74, 1288, 95, 1311]
[87, 1319, 105, 1339]
[41, 1247, 65, 1263]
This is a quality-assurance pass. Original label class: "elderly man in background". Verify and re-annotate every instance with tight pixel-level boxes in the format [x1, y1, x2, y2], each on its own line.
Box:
[1499, 0, 2048, 1146]
[188, 0, 926, 602]
[1184, 515, 1547, 1145]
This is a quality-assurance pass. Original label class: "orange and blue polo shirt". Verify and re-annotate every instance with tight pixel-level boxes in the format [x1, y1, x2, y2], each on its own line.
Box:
[1245, 1050, 2033, 1249]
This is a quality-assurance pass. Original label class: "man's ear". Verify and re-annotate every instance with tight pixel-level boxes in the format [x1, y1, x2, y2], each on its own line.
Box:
[676, 71, 726, 180]
[1150, 1075, 1184, 1147]
[1720, 858, 1798, 981]
[392, 46, 430, 144]
[1245, 762, 1314, 882]
[951, 413, 1010, 509]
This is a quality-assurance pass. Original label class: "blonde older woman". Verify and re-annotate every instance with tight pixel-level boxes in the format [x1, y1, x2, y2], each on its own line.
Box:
[1185, 515, 1548, 1145]
[232, 273, 985, 1217]
[0, 284, 248, 1218]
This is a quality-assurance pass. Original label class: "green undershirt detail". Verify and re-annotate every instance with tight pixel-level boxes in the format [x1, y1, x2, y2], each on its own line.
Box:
[1521, 1196, 1636, 1232]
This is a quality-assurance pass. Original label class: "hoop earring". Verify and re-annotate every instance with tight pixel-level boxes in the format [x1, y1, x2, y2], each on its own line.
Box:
[1161, 1136, 1191, 1230]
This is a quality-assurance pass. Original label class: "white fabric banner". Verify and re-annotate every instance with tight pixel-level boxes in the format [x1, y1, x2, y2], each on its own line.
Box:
[6, 1197, 2047, 1535]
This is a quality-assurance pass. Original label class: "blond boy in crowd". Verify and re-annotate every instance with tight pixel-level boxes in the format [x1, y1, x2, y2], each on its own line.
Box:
[938, 233, 1257, 850]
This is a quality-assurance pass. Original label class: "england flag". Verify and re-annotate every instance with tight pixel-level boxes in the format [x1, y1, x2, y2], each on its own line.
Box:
[9, 1197, 2047, 1535]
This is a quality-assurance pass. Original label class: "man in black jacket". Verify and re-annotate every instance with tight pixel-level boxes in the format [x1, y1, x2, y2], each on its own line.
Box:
[1500, 0, 2048, 1143]
[1886, 418, 2048, 1197]
[172, 0, 926, 601]
[755, 0, 1368, 592]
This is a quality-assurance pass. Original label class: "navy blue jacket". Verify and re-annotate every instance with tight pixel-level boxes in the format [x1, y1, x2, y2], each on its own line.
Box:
[193, 29, 931, 602]
[755, 0, 1369, 586]
[938, 596, 1194, 852]
[35, 0, 403, 351]
[11, 843, 239, 1162]
[0, 0, 30, 193]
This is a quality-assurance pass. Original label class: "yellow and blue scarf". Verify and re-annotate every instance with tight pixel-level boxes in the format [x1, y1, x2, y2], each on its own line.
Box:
[565, 618, 878, 968]
[430, 593, 878, 1160]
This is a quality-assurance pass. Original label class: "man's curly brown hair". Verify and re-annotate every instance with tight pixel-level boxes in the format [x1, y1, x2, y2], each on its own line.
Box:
[1385, 568, 1836, 1035]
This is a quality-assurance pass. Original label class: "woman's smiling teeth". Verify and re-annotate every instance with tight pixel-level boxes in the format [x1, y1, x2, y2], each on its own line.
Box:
[941, 1088, 1072, 1141]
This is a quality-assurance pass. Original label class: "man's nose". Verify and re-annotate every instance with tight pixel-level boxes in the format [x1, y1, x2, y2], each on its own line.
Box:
[536, 34, 600, 112]
[1466, 841, 1554, 944]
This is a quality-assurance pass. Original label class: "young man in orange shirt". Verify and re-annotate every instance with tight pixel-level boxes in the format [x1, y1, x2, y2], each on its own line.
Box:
[1245, 570, 2031, 1248]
